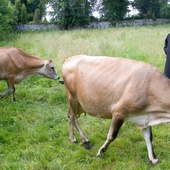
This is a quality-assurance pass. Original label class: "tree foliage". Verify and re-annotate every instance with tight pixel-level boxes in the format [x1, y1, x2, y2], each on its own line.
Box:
[11, 0, 48, 23]
[33, 8, 41, 23]
[101, 0, 129, 21]
[21, 3, 27, 24]
[133, 0, 168, 19]
[161, 4, 170, 18]
[50, 0, 96, 29]
[0, 0, 16, 39]
[26, 0, 46, 22]
[15, 0, 22, 23]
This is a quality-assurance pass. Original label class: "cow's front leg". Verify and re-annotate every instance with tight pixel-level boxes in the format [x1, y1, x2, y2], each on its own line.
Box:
[143, 126, 159, 164]
[11, 88, 16, 101]
[97, 116, 124, 157]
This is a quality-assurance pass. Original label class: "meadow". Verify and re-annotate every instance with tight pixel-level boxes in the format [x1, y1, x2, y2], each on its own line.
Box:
[0, 25, 170, 170]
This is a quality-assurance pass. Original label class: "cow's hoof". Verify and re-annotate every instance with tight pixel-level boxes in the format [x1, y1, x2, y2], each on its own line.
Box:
[73, 140, 78, 144]
[69, 138, 77, 144]
[151, 158, 159, 164]
[82, 141, 91, 150]
[96, 147, 106, 157]
[0, 95, 4, 99]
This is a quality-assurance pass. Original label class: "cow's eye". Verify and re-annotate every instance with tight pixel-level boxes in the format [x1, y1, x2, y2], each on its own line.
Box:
[51, 67, 54, 70]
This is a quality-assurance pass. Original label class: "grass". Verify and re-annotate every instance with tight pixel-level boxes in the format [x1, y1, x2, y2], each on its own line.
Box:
[0, 24, 170, 169]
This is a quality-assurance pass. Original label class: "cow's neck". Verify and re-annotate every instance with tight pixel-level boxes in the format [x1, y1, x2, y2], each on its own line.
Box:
[17, 57, 46, 79]
[15, 57, 46, 84]
[24, 56, 45, 69]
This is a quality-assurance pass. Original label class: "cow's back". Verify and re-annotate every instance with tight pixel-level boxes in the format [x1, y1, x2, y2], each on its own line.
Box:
[62, 55, 170, 119]
[0, 47, 16, 79]
[0, 47, 25, 73]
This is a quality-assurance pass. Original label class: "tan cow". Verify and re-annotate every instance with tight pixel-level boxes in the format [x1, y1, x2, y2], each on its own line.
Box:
[0, 47, 60, 101]
[62, 55, 170, 164]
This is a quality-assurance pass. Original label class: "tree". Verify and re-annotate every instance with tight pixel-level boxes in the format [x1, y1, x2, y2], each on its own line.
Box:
[33, 8, 41, 23]
[101, 0, 129, 21]
[161, 5, 170, 18]
[21, 0, 27, 6]
[15, 0, 22, 23]
[21, 3, 27, 23]
[160, 0, 170, 18]
[133, 0, 163, 19]
[50, 0, 95, 29]
[27, 0, 46, 22]
[11, 0, 48, 23]
[0, 0, 16, 40]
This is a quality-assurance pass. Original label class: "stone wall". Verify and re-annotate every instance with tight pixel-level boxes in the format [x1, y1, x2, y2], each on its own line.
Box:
[17, 24, 59, 31]
[17, 19, 170, 31]
[88, 21, 111, 28]
[116, 19, 170, 27]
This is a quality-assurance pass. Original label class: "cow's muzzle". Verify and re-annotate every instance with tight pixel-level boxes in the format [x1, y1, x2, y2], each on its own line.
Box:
[58, 80, 64, 84]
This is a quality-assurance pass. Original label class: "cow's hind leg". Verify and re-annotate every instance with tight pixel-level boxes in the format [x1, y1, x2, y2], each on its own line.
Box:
[97, 116, 124, 157]
[0, 89, 10, 99]
[0, 78, 16, 101]
[74, 118, 91, 149]
[7, 78, 16, 101]
[0, 79, 15, 101]
[68, 108, 77, 143]
[143, 126, 159, 164]
[68, 105, 90, 149]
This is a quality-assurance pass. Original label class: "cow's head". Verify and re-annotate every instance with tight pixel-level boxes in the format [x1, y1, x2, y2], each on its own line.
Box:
[41, 59, 60, 80]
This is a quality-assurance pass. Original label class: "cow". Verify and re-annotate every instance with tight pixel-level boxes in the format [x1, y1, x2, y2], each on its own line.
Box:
[61, 55, 170, 164]
[0, 47, 60, 101]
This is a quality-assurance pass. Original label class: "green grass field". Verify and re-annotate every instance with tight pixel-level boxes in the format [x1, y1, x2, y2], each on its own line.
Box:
[1, 25, 170, 169]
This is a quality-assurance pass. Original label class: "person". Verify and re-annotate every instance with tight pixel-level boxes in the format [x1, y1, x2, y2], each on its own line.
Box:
[164, 33, 170, 78]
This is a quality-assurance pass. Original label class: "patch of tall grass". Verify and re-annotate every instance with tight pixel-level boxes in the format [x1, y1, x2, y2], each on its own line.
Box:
[0, 24, 170, 169]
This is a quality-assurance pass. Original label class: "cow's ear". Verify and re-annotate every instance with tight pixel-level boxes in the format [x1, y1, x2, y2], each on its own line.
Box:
[48, 59, 52, 63]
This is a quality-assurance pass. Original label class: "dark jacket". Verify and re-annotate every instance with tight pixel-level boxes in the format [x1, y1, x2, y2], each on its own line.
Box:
[164, 34, 170, 78]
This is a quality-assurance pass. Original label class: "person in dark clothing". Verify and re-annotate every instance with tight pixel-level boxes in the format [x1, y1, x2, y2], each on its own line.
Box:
[164, 33, 170, 78]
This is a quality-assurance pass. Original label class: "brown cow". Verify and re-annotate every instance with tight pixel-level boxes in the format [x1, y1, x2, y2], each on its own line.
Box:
[0, 47, 60, 101]
[62, 55, 170, 164]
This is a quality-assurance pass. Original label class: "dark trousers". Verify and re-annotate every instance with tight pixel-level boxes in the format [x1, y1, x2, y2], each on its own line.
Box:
[164, 34, 170, 78]
[164, 56, 170, 79]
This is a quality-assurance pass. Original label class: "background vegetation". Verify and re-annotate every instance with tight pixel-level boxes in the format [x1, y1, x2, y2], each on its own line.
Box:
[1, 25, 170, 169]
[1, 0, 170, 38]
